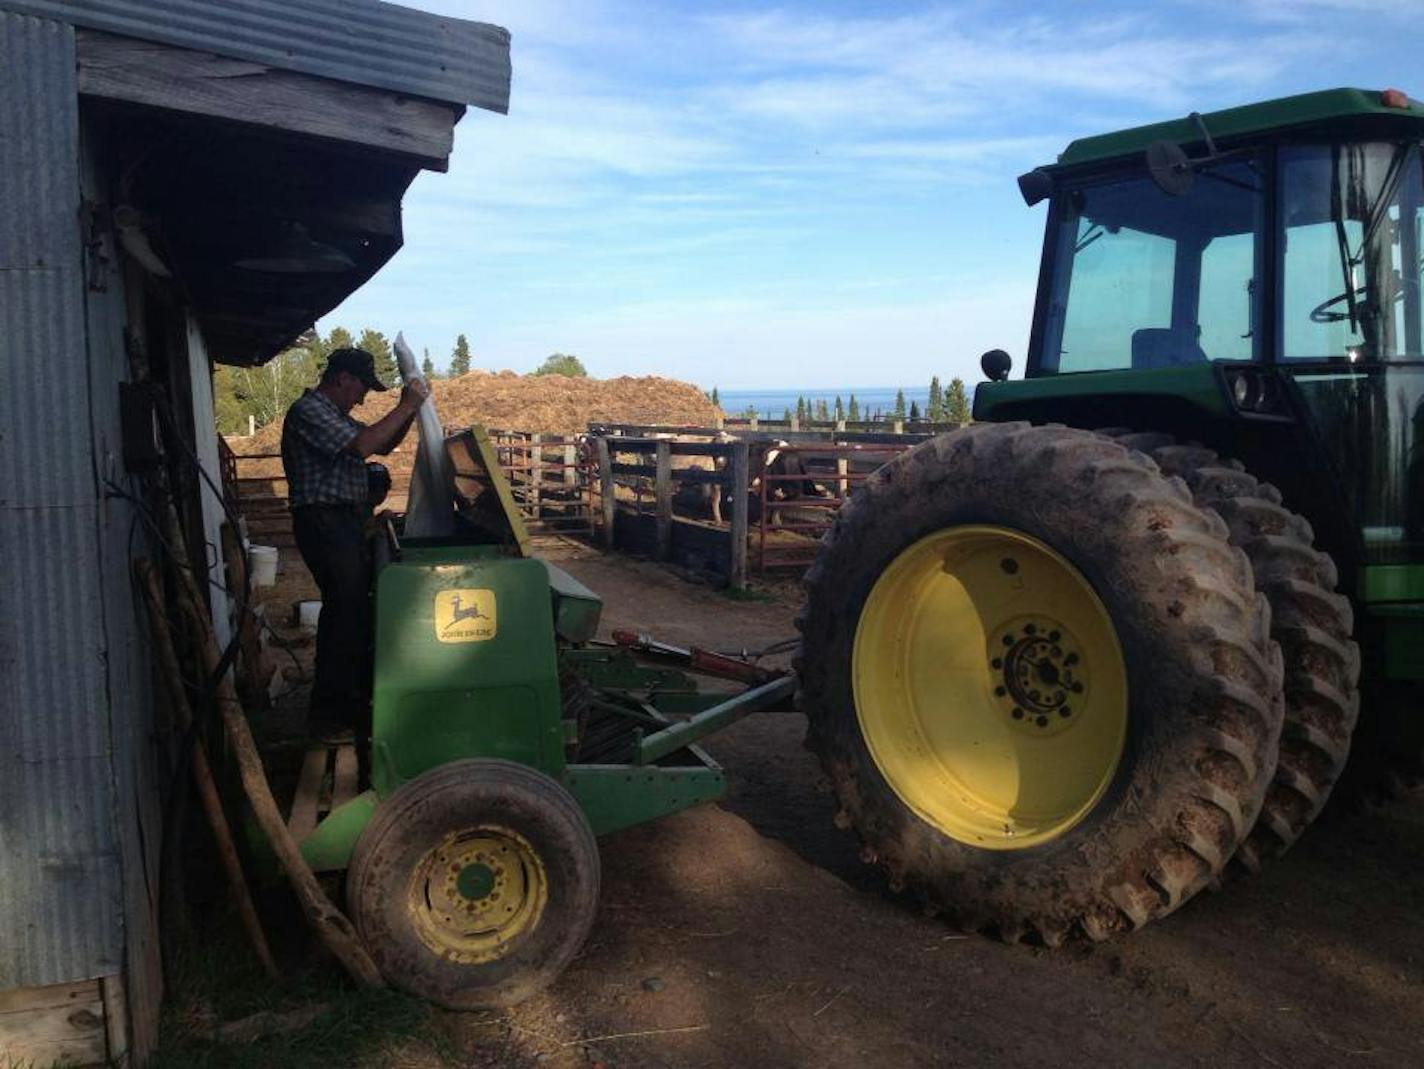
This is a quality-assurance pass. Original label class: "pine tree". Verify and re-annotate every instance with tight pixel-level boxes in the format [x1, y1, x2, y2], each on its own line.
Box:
[816, 398, 830, 421]
[782, 407, 792, 423]
[847, 394, 860, 421]
[834, 395, 844, 422]
[711, 386, 721, 407]
[945, 377, 972, 425]
[449, 333, 472, 377]
[421, 350, 435, 379]
[928, 375, 944, 422]
[358, 328, 397, 385]
[797, 396, 808, 423]
[910, 400, 921, 421]
[893, 389, 907, 419]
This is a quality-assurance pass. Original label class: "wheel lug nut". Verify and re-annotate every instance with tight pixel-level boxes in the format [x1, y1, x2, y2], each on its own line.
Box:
[1035, 716, 1048, 727]
[1059, 706, 1071, 717]
[1011, 708, 1024, 720]
[1024, 623, 1037, 635]
[991, 658, 1003, 669]
[1000, 558, 1019, 575]
[994, 686, 1007, 697]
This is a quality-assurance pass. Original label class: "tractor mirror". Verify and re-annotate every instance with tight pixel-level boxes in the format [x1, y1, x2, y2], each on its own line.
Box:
[1017, 168, 1054, 207]
[981, 349, 1013, 382]
[1146, 140, 1195, 196]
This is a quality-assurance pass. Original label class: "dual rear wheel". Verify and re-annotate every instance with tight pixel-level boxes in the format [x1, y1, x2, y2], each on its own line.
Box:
[800, 422, 1357, 941]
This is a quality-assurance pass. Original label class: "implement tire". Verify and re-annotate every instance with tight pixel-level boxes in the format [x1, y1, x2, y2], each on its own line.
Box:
[796, 423, 1283, 943]
[347, 759, 599, 1008]
[1106, 432, 1361, 868]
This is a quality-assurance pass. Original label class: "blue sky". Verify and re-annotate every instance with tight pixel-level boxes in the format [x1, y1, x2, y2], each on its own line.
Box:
[321, 0, 1421, 390]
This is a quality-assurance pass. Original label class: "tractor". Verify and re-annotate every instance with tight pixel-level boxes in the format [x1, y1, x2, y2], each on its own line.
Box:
[797, 87, 1423, 944]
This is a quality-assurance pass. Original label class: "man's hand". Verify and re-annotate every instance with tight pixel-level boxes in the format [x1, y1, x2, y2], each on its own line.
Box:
[399, 378, 431, 412]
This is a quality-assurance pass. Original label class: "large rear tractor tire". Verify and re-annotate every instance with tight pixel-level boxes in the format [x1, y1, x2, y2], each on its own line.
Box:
[797, 423, 1284, 943]
[1106, 432, 1361, 869]
[347, 759, 600, 1008]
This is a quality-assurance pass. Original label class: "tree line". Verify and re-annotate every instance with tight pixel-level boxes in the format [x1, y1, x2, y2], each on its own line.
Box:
[215, 327, 586, 435]
[706, 376, 972, 427]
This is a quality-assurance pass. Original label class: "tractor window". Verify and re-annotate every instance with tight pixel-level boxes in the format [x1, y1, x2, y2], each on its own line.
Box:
[1055, 220, 1174, 372]
[1280, 143, 1424, 362]
[1041, 161, 1264, 373]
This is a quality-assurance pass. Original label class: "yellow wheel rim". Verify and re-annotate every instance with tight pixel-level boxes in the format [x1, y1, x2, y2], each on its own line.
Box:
[407, 825, 548, 964]
[852, 525, 1128, 849]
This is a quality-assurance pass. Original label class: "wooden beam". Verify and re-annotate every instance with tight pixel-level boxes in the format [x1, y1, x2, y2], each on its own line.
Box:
[77, 30, 459, 170]
[655, 439, 673, 561]
[730, 441, 749, 589]
[597, 437, 616, 550]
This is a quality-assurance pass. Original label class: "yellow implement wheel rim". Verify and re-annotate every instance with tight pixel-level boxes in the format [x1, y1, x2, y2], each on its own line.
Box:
[852, 525, 1128, 849]
[408, 825, 548, 964]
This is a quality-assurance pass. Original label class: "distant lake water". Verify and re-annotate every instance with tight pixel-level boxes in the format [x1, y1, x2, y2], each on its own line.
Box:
[717, 385, 971, 420]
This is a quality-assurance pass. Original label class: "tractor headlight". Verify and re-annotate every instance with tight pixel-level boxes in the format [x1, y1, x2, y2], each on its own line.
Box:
[1232, 373, 1253, 408]
[1224, 367, 1286, 419]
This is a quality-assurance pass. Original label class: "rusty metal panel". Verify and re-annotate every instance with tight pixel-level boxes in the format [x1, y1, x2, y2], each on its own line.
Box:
[0, 0, 510, 113]
[0, 12, 125, 989]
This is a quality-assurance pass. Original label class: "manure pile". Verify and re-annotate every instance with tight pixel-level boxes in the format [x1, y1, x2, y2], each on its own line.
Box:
[226, 370, 720, 478]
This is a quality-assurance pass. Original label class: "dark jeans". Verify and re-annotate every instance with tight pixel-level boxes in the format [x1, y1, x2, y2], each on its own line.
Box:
[292, 504, 373, 730]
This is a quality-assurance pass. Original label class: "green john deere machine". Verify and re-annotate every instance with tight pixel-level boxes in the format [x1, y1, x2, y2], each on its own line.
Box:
[798, 87, 1423, 944]
[281, 338, 795, 1007]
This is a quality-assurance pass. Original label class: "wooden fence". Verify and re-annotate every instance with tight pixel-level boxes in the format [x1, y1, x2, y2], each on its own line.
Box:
[221, 421, 949, 586]
[488, 430, 596, 537]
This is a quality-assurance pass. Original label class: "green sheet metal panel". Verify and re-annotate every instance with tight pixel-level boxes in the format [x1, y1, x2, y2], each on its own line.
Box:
[371, 553, 564, 795]
[1056, 88, 1424, 169]
[544, 562, 603, 643]
[973, 363, 1230, 419]
[1360, 564, 1424, 604]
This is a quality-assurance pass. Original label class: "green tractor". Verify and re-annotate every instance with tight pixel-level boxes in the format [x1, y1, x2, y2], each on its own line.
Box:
[798, 87, 1422, 943]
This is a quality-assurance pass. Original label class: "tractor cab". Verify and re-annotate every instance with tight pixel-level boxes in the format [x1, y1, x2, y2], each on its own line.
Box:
[976, 87, 1424, 600]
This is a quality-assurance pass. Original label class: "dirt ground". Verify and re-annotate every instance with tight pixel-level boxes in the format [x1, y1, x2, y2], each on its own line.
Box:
[254, 539, 1424, 1069]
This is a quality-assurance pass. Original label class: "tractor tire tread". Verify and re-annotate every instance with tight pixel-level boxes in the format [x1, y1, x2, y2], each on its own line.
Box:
[1101, 430, 1361, 868]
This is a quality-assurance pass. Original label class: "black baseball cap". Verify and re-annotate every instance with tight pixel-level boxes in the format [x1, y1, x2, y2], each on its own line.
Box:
[326, 347, 389, 392]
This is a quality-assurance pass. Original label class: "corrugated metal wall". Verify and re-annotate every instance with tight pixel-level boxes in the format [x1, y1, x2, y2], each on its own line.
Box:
[2, 0, 511, 113]
[80, 126, 163, 1054]
[0, 11, 125, 989]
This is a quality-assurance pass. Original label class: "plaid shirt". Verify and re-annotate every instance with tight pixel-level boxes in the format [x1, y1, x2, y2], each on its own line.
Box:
[281, 390, 368, 508]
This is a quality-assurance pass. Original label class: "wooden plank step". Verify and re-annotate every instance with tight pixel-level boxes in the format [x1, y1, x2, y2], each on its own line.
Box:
[287, 746, 328, 841]
[331, 744, 358, 810]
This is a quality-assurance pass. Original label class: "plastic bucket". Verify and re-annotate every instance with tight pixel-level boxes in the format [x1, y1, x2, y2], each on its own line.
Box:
[248, 545, 278, 587]
[298, 600, 322, 633]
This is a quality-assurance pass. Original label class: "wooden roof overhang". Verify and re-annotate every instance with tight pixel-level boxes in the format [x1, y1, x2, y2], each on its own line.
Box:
[77, 27, 477, 365]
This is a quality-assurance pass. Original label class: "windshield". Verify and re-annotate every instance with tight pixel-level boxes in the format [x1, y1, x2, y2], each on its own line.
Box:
[1039, 159, 1264, 373]
[1280, 142, 1424, 362]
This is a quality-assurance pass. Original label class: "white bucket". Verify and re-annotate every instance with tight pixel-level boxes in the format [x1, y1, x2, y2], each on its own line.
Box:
[248, 544, 278, 587]
[298, 600, 322, 633]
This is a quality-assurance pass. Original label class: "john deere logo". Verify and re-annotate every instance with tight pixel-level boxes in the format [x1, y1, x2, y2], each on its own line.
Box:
[434, 589, 497, 643]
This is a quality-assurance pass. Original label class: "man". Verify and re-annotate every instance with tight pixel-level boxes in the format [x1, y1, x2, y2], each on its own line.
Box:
[281, 347, 429, 736]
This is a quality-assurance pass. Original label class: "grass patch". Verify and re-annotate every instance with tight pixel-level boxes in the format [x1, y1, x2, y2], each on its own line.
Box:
[151, 988, 445, 1069]
[149, 906, 456, 1069]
